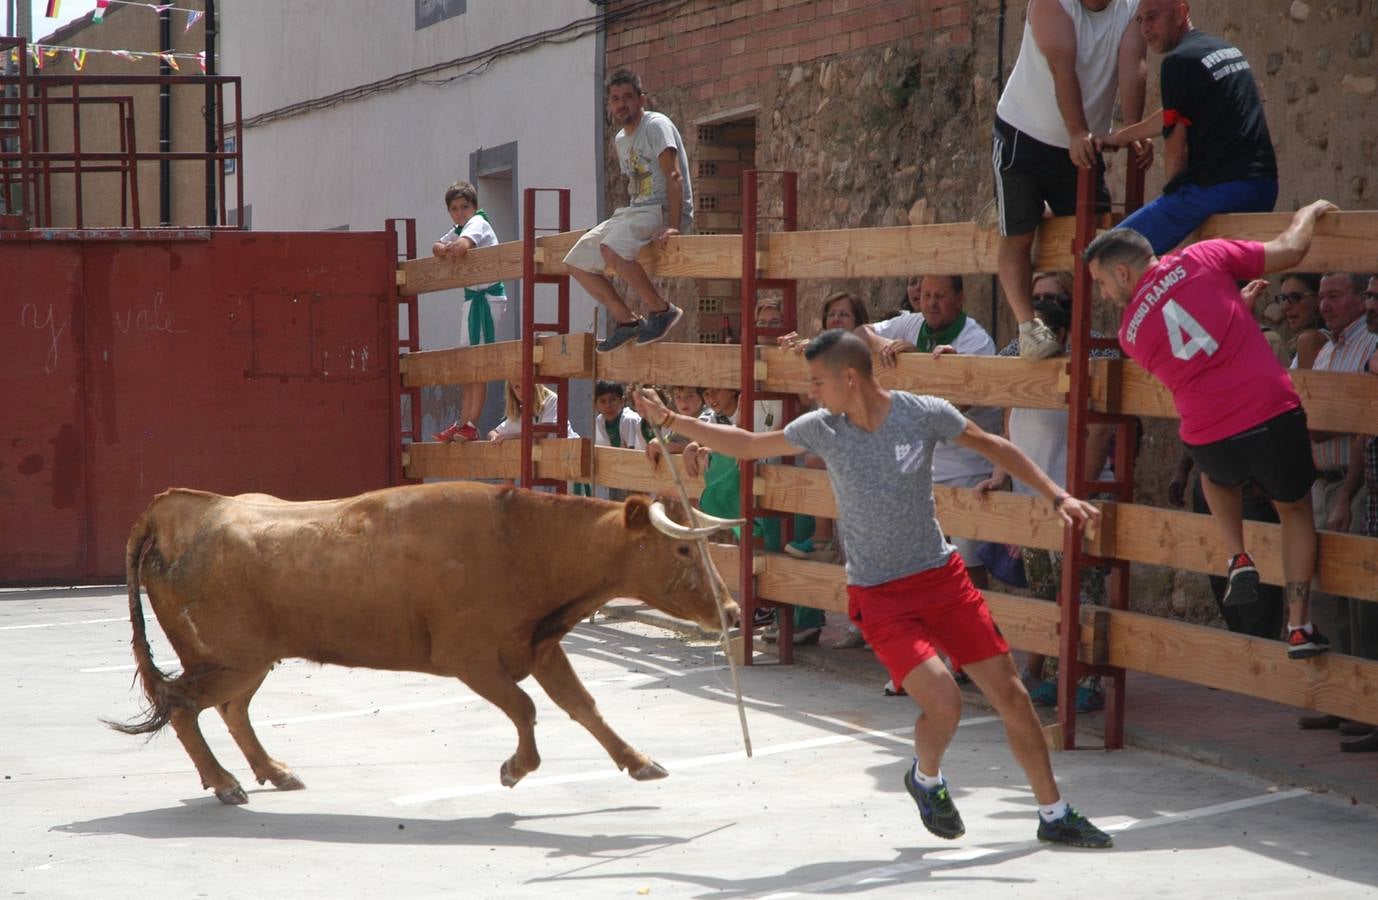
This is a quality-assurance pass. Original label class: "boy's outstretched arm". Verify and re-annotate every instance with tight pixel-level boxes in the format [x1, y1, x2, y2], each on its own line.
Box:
[633, 388, 801, 461]
[952, 418, 1101, 528]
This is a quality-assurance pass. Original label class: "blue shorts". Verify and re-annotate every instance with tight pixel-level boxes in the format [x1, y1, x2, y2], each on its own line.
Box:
[1120, 177, 1278, 254]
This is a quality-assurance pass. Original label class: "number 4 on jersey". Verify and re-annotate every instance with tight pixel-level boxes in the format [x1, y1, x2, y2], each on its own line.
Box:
[1162, 299, 1219, 361]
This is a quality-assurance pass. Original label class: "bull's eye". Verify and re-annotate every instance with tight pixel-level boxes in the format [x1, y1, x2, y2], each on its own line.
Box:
[676, 545, 692, 557]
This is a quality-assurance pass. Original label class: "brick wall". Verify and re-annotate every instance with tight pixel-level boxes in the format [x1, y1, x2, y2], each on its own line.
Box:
[606, 0, 970, 104]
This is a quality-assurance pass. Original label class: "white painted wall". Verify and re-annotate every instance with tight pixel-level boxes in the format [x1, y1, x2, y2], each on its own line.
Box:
[217, 0, 604, 435]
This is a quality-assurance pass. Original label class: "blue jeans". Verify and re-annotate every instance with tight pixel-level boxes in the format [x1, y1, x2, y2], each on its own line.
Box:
[1121, 176, 1278, 254]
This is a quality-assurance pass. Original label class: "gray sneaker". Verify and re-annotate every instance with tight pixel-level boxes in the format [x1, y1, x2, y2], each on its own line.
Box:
[635, 304, 683, 346]
[596, 319, 643, 354]
[1018, 318, 1062, 359]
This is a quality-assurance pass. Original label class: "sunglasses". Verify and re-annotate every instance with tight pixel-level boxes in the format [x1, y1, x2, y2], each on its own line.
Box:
[1276, 291, 1315, 306]
[1032, 292, 1070, 305]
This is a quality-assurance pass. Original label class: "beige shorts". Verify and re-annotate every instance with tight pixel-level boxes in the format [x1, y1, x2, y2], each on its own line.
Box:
[563, 205, 665, 273]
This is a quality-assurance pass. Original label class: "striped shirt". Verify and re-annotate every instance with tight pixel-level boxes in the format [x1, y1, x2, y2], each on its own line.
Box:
[1310, 316, 1378, 471]
[1366, 434, 1378, 538]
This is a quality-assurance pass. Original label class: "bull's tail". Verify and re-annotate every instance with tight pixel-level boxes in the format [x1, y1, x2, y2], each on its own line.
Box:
[103, 503, 193, 736]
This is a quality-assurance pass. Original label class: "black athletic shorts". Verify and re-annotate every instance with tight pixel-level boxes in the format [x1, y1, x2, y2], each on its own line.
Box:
[992, 116, 1110, 236]
[1184, 407, 1316, 504]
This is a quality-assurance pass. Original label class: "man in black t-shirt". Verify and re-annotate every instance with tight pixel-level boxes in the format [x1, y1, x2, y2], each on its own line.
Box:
[1098, 0, 1278, 253]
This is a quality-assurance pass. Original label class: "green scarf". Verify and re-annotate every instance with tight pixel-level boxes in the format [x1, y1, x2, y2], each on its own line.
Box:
[463, 281, 505, 345]
[915, 312, 967, 353]
[459, 209, 502, 344]
[603, 412, 624, 448]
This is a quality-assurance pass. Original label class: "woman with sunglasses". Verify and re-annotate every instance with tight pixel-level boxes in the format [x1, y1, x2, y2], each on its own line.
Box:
[1277, 272, 1326, 369]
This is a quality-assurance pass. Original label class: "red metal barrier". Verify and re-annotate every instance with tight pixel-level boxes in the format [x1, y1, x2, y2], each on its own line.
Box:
[0, 229, 400, 585]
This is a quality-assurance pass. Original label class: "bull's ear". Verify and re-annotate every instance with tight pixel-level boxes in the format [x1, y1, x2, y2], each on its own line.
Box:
[623, 496, 652, 531]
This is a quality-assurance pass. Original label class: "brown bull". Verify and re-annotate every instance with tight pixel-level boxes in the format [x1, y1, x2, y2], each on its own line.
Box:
[110, 483, 739, 804]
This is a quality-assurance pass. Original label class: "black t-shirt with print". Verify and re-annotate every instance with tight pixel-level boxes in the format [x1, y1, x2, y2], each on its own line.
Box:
[1160, 29, 1277, 193]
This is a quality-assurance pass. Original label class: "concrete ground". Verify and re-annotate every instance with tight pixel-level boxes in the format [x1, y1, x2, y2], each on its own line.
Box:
[4, 586, 1378, 899]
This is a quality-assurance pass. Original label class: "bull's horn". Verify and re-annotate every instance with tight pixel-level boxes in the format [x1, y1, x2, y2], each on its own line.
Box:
[648, 501, 721, 539]
[690, 508, 746, 530]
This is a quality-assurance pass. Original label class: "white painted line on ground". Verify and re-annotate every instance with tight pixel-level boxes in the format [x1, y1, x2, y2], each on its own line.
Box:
[752, 787, 1313, 899]
[577, 645, 718, 679]
[391, 714, 1001, 806]
[0, 616, 127, 631]
[79, 660, 177, 673]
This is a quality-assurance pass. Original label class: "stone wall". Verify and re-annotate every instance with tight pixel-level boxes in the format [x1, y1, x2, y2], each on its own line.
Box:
[602, 0, 1377, 623]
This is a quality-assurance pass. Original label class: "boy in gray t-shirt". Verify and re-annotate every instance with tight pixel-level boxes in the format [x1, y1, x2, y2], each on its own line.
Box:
[633, 329, 1113, 850]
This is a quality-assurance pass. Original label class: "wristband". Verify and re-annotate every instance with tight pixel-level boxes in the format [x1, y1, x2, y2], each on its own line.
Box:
[660, 410, 675, 430]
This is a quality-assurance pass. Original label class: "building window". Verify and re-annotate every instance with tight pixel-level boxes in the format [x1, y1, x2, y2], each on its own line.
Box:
[415, 0, 466, 31]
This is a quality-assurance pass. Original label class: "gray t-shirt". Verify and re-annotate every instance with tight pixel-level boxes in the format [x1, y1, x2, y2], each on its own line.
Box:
[784, 391, 968, 587]
[616, 111, 694, 223]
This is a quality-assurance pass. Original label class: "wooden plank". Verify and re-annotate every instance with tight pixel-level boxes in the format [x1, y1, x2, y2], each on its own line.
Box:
[760, 218, 1080, 279]
[595, 341, 743, 389]
[1104, 606, 1378, 724]
[592, 446, 704, 497]
[1099, 360, 1378, 437]
[404, 438, 590, 480]
[399, 239, 527, 296]
[1290, 369, 1378, 437]
[1193, 211, 1378, 273]
[400, 333, 593, 387]
[1105, 501, 1378, 602]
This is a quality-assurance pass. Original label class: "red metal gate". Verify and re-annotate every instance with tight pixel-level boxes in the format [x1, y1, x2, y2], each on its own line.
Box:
[0, 229, 400, 585]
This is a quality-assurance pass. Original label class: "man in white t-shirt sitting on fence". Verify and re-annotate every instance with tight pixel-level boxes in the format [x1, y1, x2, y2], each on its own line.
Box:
[860, 275, 1004, 590]
[564, 69, 693, 354]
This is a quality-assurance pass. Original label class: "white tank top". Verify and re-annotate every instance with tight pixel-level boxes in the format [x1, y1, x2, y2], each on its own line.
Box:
[996, 0, 1139, 149]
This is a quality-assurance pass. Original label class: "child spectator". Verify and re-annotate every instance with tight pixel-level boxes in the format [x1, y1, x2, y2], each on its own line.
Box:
[489, 382, 578, 442]
[432, 181, 508, 444]
[593, 380, 644, 501]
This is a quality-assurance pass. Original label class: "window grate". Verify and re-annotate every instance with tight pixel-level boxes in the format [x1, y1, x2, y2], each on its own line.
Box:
[697, 195, 719, 211]
[698, 331, 723, 344]
[697, 126, 719, 143]
[698, 296, 722, 313]
[697, 161, 718, 177]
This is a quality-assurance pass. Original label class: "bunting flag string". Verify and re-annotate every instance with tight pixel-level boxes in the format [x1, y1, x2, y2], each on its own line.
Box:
[47, 0, 204, 29]
[10, 43, 208, 74]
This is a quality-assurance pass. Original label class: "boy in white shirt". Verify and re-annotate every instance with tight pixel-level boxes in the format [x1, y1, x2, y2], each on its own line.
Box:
[432, 181, 508, 444]
[593, 380, 645, 501]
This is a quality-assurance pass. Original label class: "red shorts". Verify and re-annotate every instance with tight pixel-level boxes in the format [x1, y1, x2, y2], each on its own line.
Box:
[846, 552, 1009, 688]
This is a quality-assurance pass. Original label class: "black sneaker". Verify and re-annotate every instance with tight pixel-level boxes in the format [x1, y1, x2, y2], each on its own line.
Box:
[635, 304, 683, 345]
[1222, 552, 1259, 607]
[1287, 625, 1331, 659]
[1037, 807, 1113, 849]
[903, 769, 965, 840]
[596, 319, 644, 354]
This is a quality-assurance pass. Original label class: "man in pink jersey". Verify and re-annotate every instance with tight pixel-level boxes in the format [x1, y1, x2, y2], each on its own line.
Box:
[1083, 199, 1337, 660]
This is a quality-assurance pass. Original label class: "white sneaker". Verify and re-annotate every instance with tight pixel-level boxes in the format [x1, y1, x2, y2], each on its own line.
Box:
[1018, 319, 1062, 360]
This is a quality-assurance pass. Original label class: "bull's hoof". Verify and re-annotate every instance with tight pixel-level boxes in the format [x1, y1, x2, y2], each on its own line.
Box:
[215, 785, 249, 805]
[500, 759, 522, 788]
[630, 761, 669, 781]
[271, 772, 306, 791]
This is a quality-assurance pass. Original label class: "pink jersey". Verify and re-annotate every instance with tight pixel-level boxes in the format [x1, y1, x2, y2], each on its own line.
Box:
[1118, 240, 1300, 445]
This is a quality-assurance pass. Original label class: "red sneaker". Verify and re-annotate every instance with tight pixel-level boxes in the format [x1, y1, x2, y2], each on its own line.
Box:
[432, 421, 479, 442]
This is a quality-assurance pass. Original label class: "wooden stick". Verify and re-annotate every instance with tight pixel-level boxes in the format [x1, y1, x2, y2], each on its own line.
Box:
[636, 386, 753, 758]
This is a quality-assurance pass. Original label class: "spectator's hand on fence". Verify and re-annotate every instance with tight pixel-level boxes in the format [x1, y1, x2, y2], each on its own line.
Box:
[1130, 138, 1154, 170]
[778, 331, 807, 354]
[1326, 499, 1353, 534]
[645, 440, 665, 470]
[681, 441, 707, 477]
[1094, 129, 1123, 151]
[976, 472, 1011, 494]
[931, 344, 956, 359]
[1167, 475, 1188, 509]
[1053, 493, 1101, 530]
[489, 430, 507, 444]
[1304, 199, 1339, 220]
[877, 338, 912, 368]
[1069, 132, 1098, 169]
[652, 227, 679, 249]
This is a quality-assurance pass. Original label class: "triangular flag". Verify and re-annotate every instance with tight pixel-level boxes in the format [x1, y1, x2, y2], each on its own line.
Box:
[93, 0, 110, 23]
[31, 46, 43, 70]
[196, 50, 206, 74]
[45, 0, 61, 18]
[152, 3, 174, 11]
[185, 9, 204, 32]
[44, 48, 60, 60]
[111, 49, 133, 59]
[160, 52, 179, 71]
[72, 48, 87, 71]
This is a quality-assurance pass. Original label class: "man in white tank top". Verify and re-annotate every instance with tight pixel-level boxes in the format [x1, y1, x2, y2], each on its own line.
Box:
[992, 0, 1148, 359]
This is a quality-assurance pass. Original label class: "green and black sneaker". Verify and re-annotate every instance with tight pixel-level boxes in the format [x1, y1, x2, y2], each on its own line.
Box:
[903, 768, 965, 840]
[1036, 807, 1113, 849]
